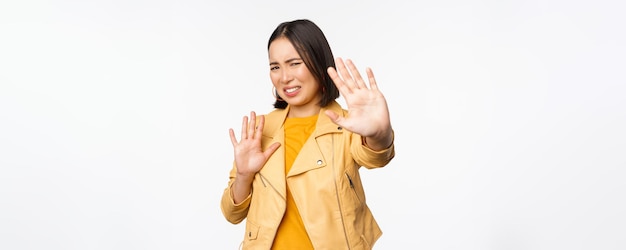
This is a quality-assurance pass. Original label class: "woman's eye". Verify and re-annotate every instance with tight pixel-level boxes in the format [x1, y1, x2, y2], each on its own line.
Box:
[291, 62, 301, 66]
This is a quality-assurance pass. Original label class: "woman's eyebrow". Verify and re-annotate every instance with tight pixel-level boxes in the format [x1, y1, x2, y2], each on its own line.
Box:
[269, 57, 302, 65]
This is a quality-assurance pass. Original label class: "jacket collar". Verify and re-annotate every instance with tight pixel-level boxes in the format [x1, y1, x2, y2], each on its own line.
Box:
[262, 101, 344, 138]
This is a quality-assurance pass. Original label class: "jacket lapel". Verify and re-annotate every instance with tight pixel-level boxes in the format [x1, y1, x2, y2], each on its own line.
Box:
[287, 135, 326, 177]
[287, 101, 344, 177]
[259, 108, 288, 199]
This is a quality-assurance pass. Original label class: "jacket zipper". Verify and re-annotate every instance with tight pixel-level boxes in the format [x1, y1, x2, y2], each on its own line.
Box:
[258, 173, 267, 187]
[331, 135, 352, 249]
[257, 172, 285, 200]
[345, 173, 362, 204]
[346, 173, 354, 188]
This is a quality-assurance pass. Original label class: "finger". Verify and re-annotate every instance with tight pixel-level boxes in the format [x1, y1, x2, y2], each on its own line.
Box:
[366, 67, 379, 91]
[263, 142, 281, 159]
[253, 115, 265, 140]
[229, 128, 238, 146]
[346, 59, 367, 89]
[324, 110, 345, 127]
[327, 66, 352, 95]
[335, 57, 359, 90]
[247, 111, 256, 139]
[240, 115, 249, 139]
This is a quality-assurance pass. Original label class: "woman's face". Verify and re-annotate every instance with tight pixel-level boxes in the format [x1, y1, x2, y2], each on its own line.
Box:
[269, 37, 321, 116]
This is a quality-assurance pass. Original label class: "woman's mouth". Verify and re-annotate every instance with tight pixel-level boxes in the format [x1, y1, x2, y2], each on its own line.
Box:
[284, 86, 301, 96]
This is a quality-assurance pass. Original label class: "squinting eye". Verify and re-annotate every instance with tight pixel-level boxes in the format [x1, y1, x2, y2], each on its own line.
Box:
[270, 66, 279, 71]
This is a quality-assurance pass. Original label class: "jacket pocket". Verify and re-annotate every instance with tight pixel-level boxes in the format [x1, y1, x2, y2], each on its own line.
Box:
[245, 220, 260, 241]
[345, 172, 363, 206]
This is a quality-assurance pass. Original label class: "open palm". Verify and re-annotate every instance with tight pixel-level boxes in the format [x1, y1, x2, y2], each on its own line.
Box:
[326, 58, 391, 140]
[229, 112, 280, 177]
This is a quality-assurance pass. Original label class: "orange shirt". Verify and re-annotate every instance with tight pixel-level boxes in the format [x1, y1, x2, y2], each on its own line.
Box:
[271, 114, 318, 250]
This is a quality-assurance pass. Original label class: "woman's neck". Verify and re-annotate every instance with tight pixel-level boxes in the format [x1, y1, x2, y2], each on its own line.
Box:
[287, 105, 321, 118]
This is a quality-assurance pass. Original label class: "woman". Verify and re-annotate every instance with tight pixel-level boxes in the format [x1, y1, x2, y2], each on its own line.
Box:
[220, 19, 395, 250]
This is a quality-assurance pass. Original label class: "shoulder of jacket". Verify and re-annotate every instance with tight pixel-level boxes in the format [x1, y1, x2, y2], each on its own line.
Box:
[261, 108, 287, 136]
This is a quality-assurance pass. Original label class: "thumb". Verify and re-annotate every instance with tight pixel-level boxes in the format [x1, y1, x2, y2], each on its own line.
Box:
[263, 142, 281, 159]
[324, 110, 344, 126]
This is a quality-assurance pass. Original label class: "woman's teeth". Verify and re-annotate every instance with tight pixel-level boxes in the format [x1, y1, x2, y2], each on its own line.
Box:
[286, 87, 300, 93]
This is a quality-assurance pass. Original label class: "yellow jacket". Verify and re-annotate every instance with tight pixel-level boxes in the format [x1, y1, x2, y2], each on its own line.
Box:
[221, 101, 395, 250]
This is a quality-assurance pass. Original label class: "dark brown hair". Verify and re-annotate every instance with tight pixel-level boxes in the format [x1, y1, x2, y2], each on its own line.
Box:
[268, 19, 339, 109]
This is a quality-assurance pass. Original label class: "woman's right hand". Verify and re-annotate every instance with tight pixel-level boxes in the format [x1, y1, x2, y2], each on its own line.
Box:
[229, 111, 281, 179]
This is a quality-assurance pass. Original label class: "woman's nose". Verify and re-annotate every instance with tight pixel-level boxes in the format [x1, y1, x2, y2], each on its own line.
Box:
[281, 68, 293, 83]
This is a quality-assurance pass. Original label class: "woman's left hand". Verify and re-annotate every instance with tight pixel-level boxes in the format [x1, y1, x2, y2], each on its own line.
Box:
[326, 58, 393, 150]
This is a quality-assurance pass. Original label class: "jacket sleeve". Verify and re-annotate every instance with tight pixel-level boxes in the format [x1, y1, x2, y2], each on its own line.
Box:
[220, 163, 251, 224]
[351, 130, 395, 169]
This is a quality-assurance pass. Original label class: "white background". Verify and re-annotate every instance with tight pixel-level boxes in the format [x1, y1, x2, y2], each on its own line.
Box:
[1, 0, 625, 249]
